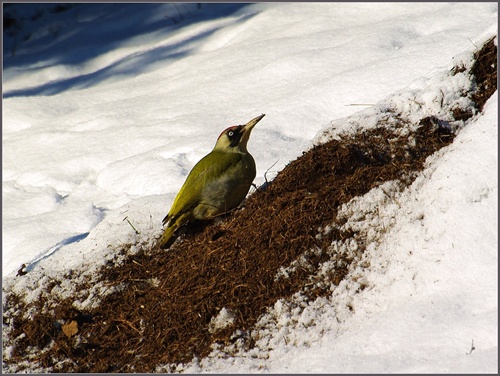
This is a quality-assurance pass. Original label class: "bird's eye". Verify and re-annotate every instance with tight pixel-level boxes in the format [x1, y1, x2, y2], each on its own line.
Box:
[228, 130, 234, 137]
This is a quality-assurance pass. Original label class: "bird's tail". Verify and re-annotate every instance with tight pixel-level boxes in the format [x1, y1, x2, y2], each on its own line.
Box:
[155, 225, 176, 249]
[155, 212, 189, 249]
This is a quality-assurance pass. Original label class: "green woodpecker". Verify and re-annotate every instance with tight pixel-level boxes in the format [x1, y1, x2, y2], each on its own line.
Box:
[156, 114, 265, 249]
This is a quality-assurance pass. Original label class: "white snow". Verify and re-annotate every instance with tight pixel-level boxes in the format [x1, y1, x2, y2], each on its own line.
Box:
[209, 308, 238, 334]
[2, 2, 497, 373]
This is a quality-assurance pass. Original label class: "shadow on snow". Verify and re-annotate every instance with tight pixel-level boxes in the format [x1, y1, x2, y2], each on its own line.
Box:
[3, 3, 256, 98]
[24, 232, 90, 273]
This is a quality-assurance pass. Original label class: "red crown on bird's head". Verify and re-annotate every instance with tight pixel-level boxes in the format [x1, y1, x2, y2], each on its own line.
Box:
[217, 125, 241, 140]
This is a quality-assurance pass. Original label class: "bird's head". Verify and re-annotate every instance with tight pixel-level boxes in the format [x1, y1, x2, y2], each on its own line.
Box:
[214, 114, 265, 153]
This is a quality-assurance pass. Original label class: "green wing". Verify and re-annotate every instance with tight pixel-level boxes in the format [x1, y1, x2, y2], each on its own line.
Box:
[163, 150, 244, 225]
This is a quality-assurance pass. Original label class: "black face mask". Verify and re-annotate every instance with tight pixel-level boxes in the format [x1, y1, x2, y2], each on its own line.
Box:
[226, 126, 244, 147]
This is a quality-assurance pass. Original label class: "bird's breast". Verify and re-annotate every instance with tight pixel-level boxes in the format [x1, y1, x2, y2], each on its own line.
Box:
[195, 155, 256, 219]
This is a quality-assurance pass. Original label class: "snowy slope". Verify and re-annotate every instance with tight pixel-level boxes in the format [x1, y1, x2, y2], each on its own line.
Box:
[2, 2, 498, 373]
[3, 2, 498, 277]
[178, 92, 498, 374]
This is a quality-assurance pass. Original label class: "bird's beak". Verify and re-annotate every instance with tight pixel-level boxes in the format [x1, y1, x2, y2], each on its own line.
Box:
[242, 114, 265, 133]
[238, 114, 264, 151]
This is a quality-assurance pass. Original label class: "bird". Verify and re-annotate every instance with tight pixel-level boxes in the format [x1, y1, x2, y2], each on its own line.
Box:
[156, 114, 265, 249]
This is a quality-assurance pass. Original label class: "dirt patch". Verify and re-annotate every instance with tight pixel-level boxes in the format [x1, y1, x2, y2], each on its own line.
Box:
[470, 36, 498, 111]
[3, 36, 496, 373]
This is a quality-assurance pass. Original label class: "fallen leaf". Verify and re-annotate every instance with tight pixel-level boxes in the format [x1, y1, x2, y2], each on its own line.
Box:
[62, 320, 79, 338]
